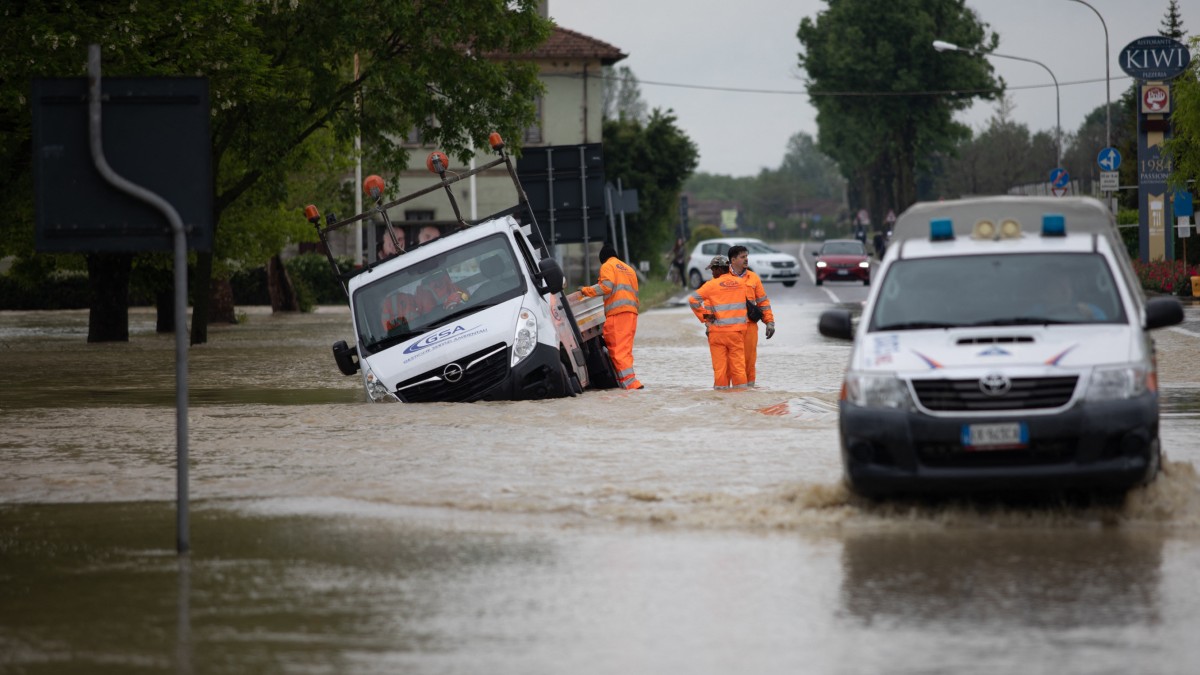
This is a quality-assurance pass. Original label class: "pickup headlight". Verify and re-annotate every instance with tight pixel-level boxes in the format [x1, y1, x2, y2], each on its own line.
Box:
[815, 260, 828, 268]
[844, 372, 915, 410]
[512, 307, 538, 366]
[361, 360, 395, 403]
[1084, 364, 1150, 401]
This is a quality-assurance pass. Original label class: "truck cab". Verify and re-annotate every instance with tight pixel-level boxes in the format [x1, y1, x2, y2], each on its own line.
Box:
[819, 196, 1184, 498]
[315, 135, 618, 403]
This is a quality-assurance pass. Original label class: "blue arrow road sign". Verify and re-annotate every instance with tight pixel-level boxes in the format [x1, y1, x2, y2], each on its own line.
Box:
[1175, 190, 1194, 217]
[1098, 147, 1122, 171]
[1050, 168, 1070, 189]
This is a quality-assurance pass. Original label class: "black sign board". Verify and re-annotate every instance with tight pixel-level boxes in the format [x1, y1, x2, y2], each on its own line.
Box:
[31, 77, 213, 252]
[1119, 36, 1191, 81]
[517, 143, 607, 244]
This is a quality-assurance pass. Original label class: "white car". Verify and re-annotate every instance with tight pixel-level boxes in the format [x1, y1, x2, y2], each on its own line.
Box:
[686, 237, 801, 289]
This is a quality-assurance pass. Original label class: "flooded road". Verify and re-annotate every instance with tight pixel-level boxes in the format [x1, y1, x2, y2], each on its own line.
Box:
[3, 299, 1200, 674]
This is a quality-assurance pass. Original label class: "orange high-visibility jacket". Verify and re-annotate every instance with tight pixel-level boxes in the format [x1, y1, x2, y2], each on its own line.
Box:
[732, 268, 775, 324]
[690, 275, 754, 332]
[382, 292, 419, 331]
[581, 257, 640, 316]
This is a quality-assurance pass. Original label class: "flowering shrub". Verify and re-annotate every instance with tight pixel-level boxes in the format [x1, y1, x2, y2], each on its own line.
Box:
[1132, 259, 1197, 295]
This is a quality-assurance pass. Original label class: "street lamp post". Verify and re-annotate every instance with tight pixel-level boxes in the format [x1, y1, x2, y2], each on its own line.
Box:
[933, 40, 1062, 168]
[1067, 0, 1111, 150]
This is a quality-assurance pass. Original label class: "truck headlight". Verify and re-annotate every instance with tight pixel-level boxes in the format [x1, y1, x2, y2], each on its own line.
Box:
[844, 372, 915, 410]
[1084, 365, 1150, 401]
[512, 308, 537, 365]
[361, 361, 395, 403]
[815, 261, 828, 268]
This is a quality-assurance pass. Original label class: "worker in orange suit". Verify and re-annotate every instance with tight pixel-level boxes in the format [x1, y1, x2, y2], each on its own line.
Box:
[726, 244, 776, 387]
[580, 243, 644, 390]
[689, 255, 755, 390]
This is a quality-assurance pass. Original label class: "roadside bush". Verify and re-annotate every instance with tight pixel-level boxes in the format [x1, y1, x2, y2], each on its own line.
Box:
[1133, 259, 1196, 296]
[286, 253, 353, 306]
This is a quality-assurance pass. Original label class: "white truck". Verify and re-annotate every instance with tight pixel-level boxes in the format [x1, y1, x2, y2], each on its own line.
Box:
[306, 134, 618, 403]
[818, 196, 1184, 498]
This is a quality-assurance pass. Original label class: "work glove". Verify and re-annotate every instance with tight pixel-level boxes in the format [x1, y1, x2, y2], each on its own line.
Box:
[765, 322, 776, 339]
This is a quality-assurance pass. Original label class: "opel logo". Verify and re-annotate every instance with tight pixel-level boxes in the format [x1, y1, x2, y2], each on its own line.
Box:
[979, 372, 1011, 396]
[443, 363, 464, 383]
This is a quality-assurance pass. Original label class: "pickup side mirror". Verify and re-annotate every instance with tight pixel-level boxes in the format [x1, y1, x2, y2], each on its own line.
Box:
[332, 340, 360, 376]
[811, 250, 820, 257]
[538, 257, 564, 294]
[1145, 296, 1184, 330]
[818, 309, 854, 340]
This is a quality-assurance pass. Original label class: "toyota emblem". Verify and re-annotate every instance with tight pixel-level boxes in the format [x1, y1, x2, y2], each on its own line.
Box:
[979, 372, 1011, 396]
[443, 362, 464, 383]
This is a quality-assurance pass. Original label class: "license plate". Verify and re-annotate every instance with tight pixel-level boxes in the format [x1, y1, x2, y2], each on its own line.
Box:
[837, 269, 849, 275]
[961, 423, 1028, 450]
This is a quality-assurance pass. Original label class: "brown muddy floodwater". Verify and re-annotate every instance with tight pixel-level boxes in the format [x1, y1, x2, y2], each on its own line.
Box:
[2, 304, 1200, 674]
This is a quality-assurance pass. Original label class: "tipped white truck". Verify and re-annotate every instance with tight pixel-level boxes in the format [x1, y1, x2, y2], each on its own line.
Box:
[818, 196, 1184, 498]
[307, 134, 618, 403]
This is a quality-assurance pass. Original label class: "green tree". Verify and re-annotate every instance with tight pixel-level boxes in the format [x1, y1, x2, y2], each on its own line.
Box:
[1162, 0, 1186, 39]
[602, 109, 699, 274]
[797, 0, 1000, 231]
[1, 0, 550, 343]
[602, 65, 648, 123]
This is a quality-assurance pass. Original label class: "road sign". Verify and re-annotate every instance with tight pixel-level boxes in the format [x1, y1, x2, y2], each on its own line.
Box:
[1177, 216, 1191, 238]
[1049, 167, 1070, 196]
[1175, 189, 1194, 217]
[1097, 147, 1121, 172]
[1099, 171, 1119, 191]
[885, 209, 897, 225]
[856, 209, 870, 226]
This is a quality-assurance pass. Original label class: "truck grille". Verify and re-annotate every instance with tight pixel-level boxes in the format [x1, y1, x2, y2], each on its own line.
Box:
[912, 376, 1078, 411]
[394, 343, 509, 403]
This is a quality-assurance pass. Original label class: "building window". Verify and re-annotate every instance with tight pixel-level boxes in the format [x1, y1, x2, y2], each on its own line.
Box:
[523, 95, 543, 145]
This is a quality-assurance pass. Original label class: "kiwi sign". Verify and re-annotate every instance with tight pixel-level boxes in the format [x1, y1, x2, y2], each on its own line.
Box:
[1119, 36, 1190, 81]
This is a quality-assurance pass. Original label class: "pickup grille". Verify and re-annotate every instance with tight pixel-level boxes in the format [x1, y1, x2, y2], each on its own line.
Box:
[912, 376, 1078, 411]
[394, 343, 509, 403]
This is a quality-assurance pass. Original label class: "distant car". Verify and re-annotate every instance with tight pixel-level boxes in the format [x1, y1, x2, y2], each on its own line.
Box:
[686, 237, 801, 289]
[812, 239, 871, 286]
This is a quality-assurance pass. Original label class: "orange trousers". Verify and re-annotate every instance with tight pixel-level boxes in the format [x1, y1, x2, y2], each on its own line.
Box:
[708, 330, 747, 389]
[743, 321, 760, 385]
[603, 312, 642, 389]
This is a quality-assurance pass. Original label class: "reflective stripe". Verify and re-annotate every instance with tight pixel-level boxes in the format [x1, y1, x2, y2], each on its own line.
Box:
[714, 385, 730, 390]
[610, 283, 636, 294]
[712, 316, 747, 326]
[617, 367, 636, 378]
[608, 299, 639, 311]
[731, 383, 750, 390]
[599, 280, 614, 291]
[754, 295, 769, 304]
[712, 302, 745, 311]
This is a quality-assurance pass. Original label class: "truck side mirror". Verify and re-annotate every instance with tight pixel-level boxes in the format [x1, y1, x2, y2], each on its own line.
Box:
[538, 257, 564, 294]
[818, 309, 854, 340]
[1145, 296, 1184, 330]
[332, 340, 360, 375]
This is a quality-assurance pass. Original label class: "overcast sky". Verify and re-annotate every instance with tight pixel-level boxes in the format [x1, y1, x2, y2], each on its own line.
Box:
[550, 0, 1194, 177]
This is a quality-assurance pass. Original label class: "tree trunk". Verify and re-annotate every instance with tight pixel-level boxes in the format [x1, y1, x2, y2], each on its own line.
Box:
[86, 253, 133, 343]
[190, 250, 213, 345]
[267, 254, 300, 312]
[155, 288, 175, 333]
[210, 277, 237, 324]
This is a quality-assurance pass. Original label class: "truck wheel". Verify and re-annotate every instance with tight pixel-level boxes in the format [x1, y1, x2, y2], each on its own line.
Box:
[559, 362, 582, 397]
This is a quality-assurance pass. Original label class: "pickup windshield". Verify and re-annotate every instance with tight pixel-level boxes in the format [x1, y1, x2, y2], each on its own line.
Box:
[354, 233, 526, 353]
[868, 252, 1126, 331]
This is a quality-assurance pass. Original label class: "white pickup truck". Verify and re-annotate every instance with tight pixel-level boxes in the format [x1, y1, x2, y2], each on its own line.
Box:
[818, 196, 1184, 498]
[307, 135, 617, 402]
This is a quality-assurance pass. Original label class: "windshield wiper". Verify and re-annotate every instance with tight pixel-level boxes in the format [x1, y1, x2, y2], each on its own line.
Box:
[873, 320, 959, 331]
[428, 300, 502, 328]
[980, 317, 1075, 326]
[370, 330, 423, 352]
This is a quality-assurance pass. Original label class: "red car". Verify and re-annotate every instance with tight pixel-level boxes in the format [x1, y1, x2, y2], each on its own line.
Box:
[812, 239, 871, 286]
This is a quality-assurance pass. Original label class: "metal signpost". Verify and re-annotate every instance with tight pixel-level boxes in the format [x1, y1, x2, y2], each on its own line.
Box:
[31, 46, 211, 554]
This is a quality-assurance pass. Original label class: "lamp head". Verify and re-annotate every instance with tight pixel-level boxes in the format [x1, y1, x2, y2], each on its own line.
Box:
[932, 40, 958, 52]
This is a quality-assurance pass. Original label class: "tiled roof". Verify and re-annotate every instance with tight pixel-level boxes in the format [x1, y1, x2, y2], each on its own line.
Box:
[494, 25, 627, 65]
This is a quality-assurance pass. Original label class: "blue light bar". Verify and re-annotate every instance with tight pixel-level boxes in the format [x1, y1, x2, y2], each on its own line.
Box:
[1042, 213, 1066, 237]
[930, 218, 954, 241]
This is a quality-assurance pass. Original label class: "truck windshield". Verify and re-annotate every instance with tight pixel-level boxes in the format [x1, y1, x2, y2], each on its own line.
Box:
[354, 233, 526, 353]
[868, 252, 1127, 331]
